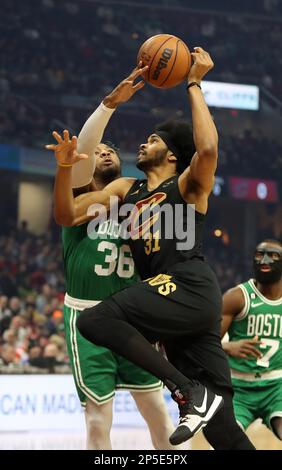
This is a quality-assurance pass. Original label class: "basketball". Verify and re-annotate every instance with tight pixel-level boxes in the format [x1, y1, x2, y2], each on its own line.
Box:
[137, 34, 191, 89]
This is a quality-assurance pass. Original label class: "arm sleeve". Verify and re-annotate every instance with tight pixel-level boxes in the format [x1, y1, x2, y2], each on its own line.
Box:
[71, 102, 116, 188]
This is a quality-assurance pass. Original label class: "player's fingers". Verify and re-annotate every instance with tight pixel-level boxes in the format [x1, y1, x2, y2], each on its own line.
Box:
[133, 80, 145, 91]
[71, 135, 77, 148]
[131, 66, 148, 80]
[78, 153, 89, 160]
[190, 53, 199, 63]
[129, 65, 148, 80]
[52, 131, 63, 143]
[249, 338, 261, 345]
[251, 335, 261, 343]
[242, 346, 262, 358]
[238, 353, 248, 359]
[194, 46, 204, 53]
[45, 144, 57, 150]
[244, 337, 261, 345]
[63, 129, 70, 142]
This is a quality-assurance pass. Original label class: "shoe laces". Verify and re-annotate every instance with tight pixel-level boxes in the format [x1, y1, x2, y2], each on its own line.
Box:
[178, 400, 194, 419]
[173, 380, 202, 419]
[171, 389, 193, 418]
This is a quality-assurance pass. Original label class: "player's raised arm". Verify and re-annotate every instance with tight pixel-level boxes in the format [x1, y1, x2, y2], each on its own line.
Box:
[179, 47, 218, 198]
[73, 63, 148, 189]
[46, 130, 133, 226]
[46, 130, 88, 225]
[46, 130, 109, 226]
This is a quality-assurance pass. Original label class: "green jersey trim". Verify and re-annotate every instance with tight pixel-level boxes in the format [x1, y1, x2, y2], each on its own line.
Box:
[231, 367, 282, 382]
[69, 307, 115, 404]
[116, 383, 162, 391]
[235, 283, 250, 321]
[249, 279, 282, 306]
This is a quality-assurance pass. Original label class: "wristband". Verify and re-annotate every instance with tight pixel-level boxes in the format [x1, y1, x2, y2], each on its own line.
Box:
[186, 82, 201, 90]
[58, 163, 73, 168]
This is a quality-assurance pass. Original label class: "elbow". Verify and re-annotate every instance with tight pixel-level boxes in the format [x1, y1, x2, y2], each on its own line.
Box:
[198, 144, 218, 160]
[54, 211, 74, 227]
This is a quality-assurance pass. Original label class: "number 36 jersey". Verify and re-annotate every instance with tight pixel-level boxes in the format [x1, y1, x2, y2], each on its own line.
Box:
[228, 278, 282, 375]
[62, 220, 138, 301]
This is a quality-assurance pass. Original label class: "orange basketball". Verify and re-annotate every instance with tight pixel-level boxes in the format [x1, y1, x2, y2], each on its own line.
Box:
[137, 34, 191, 89]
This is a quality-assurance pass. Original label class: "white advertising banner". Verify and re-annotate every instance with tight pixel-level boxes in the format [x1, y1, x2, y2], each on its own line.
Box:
[202, 81, 259, 110]
[0, 374, 184, 449]
[0, 375, 178, 431]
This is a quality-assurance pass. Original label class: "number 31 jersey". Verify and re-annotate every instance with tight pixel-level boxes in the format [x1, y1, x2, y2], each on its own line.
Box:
[62, 220, 138, 301]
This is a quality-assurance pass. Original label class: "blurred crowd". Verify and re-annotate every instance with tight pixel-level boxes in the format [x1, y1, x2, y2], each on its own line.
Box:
[0, 225, 68, 372]
[1, 0, 282, 178]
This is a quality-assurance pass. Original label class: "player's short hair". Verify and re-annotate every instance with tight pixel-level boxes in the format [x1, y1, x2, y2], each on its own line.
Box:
[103, 140, 122, 161]
[155, 119, 195, 174]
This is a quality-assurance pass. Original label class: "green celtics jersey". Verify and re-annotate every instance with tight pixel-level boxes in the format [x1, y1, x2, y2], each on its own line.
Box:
[228, 278, 282, 375]
[62, 220, 138, 300]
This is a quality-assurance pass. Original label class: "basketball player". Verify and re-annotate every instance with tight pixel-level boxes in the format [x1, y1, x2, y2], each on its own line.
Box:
[51, 65, 181, 450]
[221, 239, 282, 440]
[47, 47, 255, 449]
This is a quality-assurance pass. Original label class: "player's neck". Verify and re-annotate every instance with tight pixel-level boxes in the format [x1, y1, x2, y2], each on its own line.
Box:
[145, 167, 176, 192]
[256, 279, 282, 300]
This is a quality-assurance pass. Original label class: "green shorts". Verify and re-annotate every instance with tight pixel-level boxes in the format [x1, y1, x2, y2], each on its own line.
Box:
[232, 378, 282, 432]
[64, 304, 162, 406]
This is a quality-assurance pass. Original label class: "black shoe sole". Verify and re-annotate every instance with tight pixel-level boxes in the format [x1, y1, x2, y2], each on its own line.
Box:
[169, 395, 224, 445]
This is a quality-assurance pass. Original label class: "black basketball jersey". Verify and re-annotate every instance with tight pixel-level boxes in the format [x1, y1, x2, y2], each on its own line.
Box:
[124, 175, 205, 280]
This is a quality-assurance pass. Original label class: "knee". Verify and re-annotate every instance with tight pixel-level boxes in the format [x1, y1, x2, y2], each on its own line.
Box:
[86, 410, 112, 447]
[86, 413, 111, 439]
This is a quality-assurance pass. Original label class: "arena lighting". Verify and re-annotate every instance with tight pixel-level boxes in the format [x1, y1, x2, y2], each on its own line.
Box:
[202, 81, 259, 110]
[214, 229, 222, 237]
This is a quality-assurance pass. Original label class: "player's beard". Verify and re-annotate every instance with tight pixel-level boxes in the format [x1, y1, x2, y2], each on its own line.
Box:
[96, 165, 120, 184]
[136, 149, 167, 172]
[253, 259, 282, 284]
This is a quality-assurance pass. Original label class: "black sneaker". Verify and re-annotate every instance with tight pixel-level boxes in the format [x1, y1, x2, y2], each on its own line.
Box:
[169, 381, 224, 445]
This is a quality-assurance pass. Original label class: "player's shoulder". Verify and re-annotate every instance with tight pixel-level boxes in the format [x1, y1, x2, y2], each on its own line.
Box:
[122, 177, 137, 185]
[224, 285, 244, 297]
[105, 177, 136, 198]
[223, 285, 246, 312]
[109, 176, 136, 184]
[119, 177, 137, 197]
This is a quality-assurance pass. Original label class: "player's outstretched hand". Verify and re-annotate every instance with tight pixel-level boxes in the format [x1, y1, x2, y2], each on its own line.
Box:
[103, 62, 149, 109]
[188, 46, 214, 84]
[45, 130, 88, 167]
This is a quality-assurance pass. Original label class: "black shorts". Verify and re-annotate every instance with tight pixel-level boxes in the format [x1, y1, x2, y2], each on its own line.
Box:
[105, 259, 232, 392]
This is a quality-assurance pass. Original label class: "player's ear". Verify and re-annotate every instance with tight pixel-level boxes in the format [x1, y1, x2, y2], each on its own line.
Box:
[167, 151, 177, 163]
